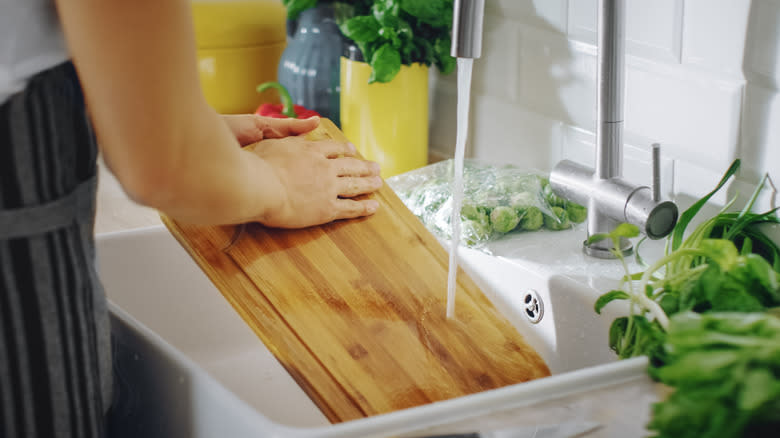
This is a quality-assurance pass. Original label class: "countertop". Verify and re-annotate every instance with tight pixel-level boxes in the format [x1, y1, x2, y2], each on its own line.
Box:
[95, 158, 664, 437]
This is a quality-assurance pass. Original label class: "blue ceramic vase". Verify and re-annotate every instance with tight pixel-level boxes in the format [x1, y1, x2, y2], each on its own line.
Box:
[277, 3, 347, 125]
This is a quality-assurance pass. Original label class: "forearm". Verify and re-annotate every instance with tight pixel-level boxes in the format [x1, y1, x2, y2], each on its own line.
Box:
[127, 108, 285, 225]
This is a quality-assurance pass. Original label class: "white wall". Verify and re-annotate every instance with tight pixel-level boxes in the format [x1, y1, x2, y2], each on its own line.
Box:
[429, 0, 780, 208]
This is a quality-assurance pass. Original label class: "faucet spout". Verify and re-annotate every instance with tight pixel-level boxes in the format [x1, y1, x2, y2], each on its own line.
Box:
[451, 0, 485, 59]
[596, 0, 626, 181]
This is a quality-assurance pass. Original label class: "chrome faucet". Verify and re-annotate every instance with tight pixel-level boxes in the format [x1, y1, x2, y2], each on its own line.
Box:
[451, 0, 677, 258]
[549, 0, 678, 258]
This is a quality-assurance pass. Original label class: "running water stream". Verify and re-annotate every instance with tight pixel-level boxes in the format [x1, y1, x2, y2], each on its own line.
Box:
[446, 58, 474, 319]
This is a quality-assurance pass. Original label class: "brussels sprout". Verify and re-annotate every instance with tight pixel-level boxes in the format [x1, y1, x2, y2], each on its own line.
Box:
[461, 203, 490, 229]
[566, 203, 588, 224]
[543, 206, 571, 230]
[542, 183, 567, 207]
[509, 191, 536, 209]
[517, 206, 544, 231]
[462, 219, 492, 246]
[490, 206, 521, 233]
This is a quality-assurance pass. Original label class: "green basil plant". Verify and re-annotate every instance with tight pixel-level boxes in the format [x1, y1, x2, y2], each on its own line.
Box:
[282, 0, 456, 83]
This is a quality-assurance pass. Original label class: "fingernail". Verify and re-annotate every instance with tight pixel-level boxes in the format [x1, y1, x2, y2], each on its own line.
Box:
[348, 142, 357, 153]
[306, 115, 320, 121]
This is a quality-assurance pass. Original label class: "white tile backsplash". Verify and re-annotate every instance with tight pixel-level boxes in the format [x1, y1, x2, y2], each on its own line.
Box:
[623, 63, 743, 170]
[519, 27, 597, 129]
[568, 0, 684, 63]
[488, 0, 569, 34]
[740, 82, 780, 185]
[681, 0, 751, 75]
[428, 0, 775, 205]
[472, 15, 521, 100]
[470, 94, 563, 171]
[743, 0, 780, 82]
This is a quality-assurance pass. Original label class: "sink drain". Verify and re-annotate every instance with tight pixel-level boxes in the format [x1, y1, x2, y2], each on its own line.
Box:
[523, 289, 544, 324]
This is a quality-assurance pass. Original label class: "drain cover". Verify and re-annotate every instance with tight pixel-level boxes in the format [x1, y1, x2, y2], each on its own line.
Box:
[523, 289, 544, 324]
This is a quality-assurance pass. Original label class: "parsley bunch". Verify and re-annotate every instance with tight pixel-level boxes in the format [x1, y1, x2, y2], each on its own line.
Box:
[591, 159, 780, 437]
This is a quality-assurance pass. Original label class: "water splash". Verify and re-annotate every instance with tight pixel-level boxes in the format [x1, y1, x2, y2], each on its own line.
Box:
[446, 58, 474, 319]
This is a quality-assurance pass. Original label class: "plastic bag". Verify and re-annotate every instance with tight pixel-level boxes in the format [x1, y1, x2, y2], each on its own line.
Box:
[387, 159, 587, 250]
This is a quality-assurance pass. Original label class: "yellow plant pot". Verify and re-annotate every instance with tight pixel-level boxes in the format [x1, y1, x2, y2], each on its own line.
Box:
[192, 1, 287, 114]
[340, 58, 429, 178]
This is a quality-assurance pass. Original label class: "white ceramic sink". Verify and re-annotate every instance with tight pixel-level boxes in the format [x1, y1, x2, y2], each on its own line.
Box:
[97, 225, 648, 438]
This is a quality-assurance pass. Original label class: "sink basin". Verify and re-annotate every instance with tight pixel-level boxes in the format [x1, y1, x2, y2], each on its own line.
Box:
[97, 225, 648, 438]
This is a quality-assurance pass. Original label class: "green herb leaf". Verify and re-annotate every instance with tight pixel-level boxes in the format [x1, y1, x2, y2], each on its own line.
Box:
[698, 239, 739, 270]
[671, 159, 741, 251]
[594, 290, 630, 314]
[398, 0, 453, 27]
[372, 0, 401, 28]
[434, 37, 456, 75]
[612, 223, 641, 239]
[585, 233, 610, 246]
[738, 369, 778, 411]
[368, 43, 401, 83]
[340, 15, 382, 44]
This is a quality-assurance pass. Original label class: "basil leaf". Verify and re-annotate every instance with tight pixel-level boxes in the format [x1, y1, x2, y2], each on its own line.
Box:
[372, 0, 400, 28]
[399, 0, 453, 27]
[340, 15, 382, 44]
[369, 43, 401, 83]
[379, 27, 402, 49]
[434, 37, 456, 75]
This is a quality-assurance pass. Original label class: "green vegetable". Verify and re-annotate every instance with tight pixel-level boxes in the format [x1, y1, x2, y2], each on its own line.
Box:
[518, 206, 543, 231]
[490, 206, 520, 233]
[388, 160, 588, 248]
[566, 203, 587, 224]
[334, 0, 455, 83]
[648, 312, 780, 438]
[590, 159, 780, 438]
[543, 206, 570, 230]
[461, 219, 491, 246]
[542, 181, 567, 207]
[508, 192, 536, 210]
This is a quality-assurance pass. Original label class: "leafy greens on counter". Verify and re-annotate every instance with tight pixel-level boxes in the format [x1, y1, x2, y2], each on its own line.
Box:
[590, 159, 780, 438]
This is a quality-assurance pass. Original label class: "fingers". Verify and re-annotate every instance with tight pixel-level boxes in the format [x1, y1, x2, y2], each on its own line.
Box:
[333, 198, 380, 221]
[333, 157, 381, 177]
[259, 116, 320, 139]
[312, 141, 358, 158]
[338, 176, 384, 197]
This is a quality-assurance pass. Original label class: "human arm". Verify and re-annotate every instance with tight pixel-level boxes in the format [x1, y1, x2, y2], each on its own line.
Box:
[54, 0, 380, 226]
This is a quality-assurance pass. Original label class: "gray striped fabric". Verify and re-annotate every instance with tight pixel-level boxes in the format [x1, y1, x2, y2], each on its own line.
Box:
[0, 62, 111, 438]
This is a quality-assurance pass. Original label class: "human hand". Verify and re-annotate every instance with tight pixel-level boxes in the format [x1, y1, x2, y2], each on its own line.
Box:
[249, 137, 382, 228]
[222, 114, 320, 146]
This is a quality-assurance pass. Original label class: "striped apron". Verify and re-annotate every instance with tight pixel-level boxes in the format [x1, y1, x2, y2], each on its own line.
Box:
[0, 62, 112, 438]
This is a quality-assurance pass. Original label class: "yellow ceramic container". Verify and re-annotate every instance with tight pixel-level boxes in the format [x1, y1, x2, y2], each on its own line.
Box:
[192, 1, 287, 114]
[340, 58, 429, 178]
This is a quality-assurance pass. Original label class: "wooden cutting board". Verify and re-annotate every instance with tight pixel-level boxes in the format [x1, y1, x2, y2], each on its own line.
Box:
[161, 119, 550, 423]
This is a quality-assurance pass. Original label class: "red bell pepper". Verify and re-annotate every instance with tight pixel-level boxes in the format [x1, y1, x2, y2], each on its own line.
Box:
[255, 82, 320, 119]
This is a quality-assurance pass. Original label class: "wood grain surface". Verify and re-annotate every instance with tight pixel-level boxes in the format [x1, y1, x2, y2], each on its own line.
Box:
[161, 119, 550, 423]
